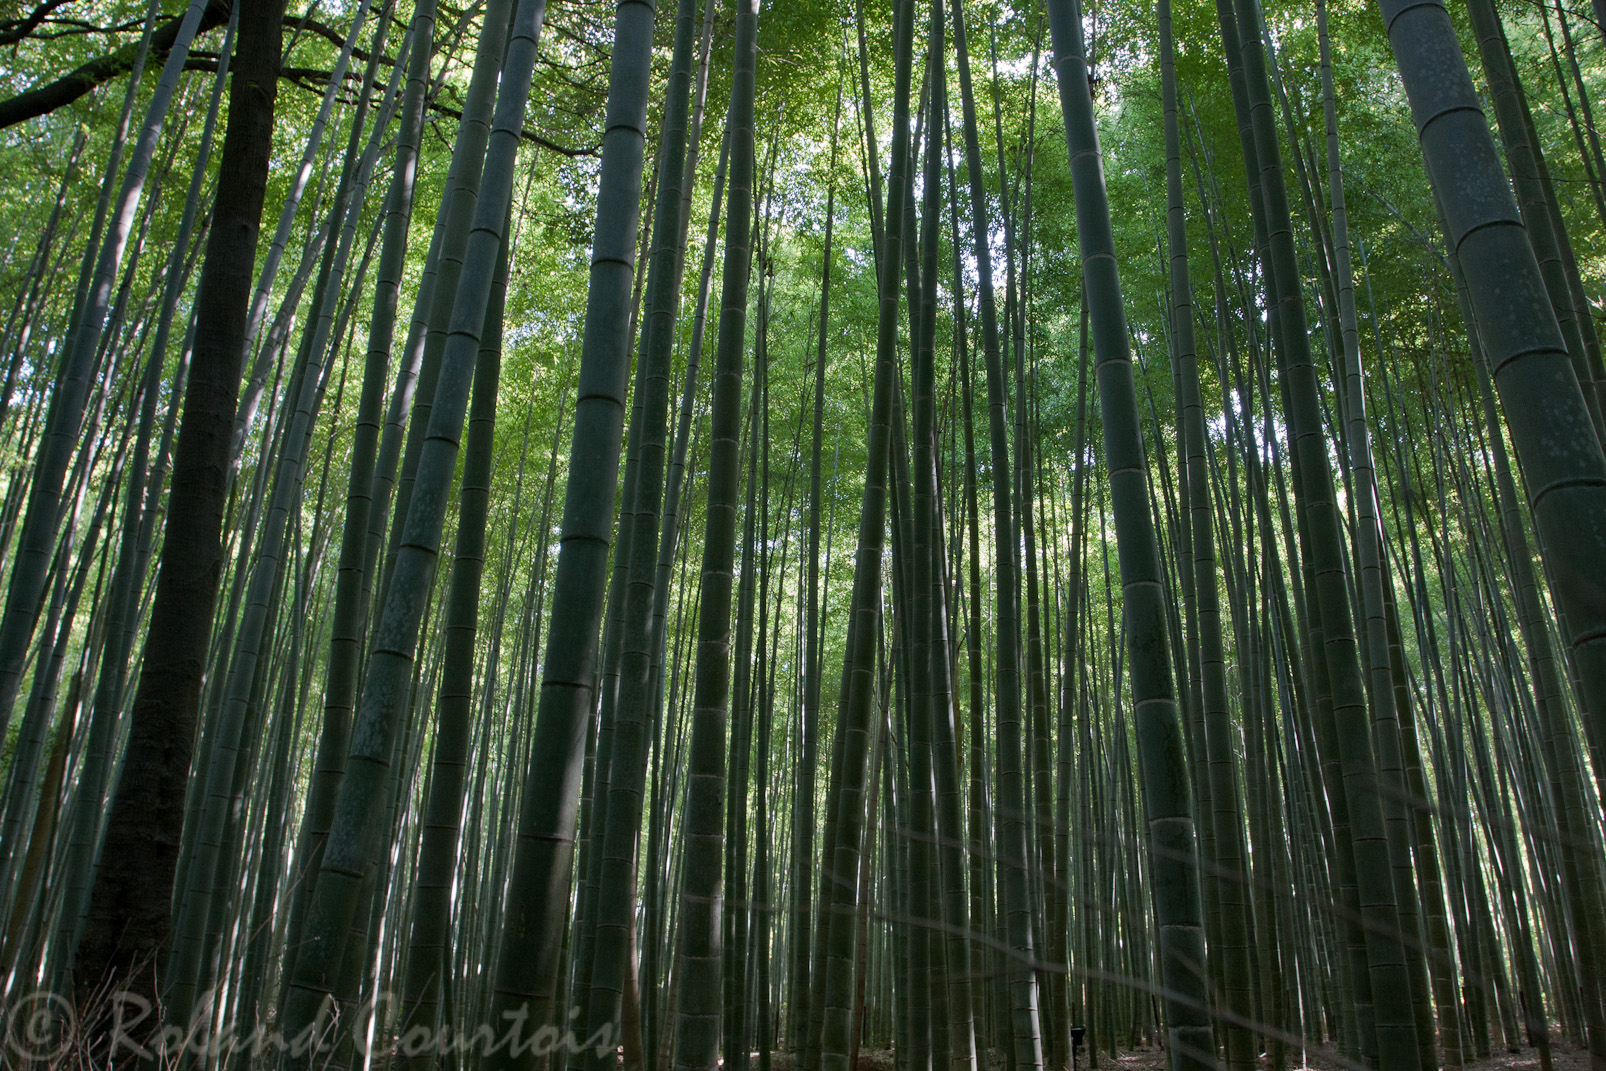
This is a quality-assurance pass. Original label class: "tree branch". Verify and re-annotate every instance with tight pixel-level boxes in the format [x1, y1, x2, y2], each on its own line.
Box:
[0, 0, 230, 130]
[287, 14, 391, 66]
[425, 99, 598, 156]
[0, 4, 383, 131]
[0, 0, 77, 48]
[0, 0, 600, 159]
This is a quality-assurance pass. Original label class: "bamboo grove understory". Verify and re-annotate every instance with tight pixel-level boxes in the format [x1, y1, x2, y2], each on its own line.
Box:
[0, 0, 1603, 1066]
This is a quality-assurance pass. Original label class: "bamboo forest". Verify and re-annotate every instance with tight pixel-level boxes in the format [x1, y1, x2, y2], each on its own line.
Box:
[4, 0, 1606, 1063]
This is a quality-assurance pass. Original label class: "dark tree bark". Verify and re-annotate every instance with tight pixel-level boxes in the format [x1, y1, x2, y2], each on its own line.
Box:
[72, 0, 283, 1027]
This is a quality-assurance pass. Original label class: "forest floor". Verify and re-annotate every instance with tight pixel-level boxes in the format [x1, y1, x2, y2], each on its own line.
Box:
[1287, 1039, 1596, 1071]
[764, 1037, 1594, 1071]
[814, 1036, 1595, 1071]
